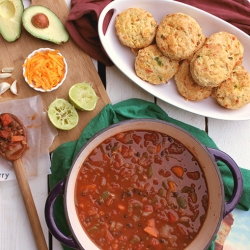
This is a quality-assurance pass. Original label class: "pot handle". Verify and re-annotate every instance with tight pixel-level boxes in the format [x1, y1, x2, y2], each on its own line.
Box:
[45, 178, 79, 249]
[207, 147, 243, 217]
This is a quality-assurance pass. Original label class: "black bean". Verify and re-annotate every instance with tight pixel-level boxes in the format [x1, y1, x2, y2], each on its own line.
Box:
[121, 192, 126, 199]
[85, 216, 92, 223]
[127, 190, 133, 197]
[135, 152, 140, 157]
[126, 223, 132, 228]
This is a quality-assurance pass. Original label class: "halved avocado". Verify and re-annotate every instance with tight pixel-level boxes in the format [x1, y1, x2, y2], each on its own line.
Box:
[0, 0, 24, 42]
[22, 5, 69, 44]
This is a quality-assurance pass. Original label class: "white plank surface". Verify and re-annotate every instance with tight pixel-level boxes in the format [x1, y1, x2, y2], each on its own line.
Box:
[0, 167, 49, 249]
[208, 119, 250, 170]
[106, 67, 154, 103]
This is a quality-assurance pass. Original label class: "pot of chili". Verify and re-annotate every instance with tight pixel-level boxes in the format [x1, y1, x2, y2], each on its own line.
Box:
[45, 119, 243, 250]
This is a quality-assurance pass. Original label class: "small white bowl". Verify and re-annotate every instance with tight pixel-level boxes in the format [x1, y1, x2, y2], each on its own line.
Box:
[23, 48, 68, 92]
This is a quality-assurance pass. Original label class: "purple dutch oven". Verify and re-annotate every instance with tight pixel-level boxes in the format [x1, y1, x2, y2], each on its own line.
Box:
[45, 119, 243, 250]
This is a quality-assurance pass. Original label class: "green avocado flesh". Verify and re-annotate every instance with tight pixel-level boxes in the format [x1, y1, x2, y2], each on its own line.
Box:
[0, 0, 24, 42]
[22, 5, 69, 44]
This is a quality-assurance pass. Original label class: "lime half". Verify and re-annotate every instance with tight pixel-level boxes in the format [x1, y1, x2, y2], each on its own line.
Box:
[48, 98, 79, 130]
[68, 82, 98, 111]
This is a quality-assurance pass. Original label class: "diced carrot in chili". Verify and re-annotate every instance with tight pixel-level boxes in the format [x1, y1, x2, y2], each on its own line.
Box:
[168, 180, 177, 192]
[99, 210, 105, 216]
[0, 113, 13, 127]
[144, 226, 159, 238]
[85, 184, 97, 191]
[117, 204, 125, 210]
[168, 212, 177, 223]
[171, 166, 184, 179]
[11, 135, 24, 142]
[0, 130, 10, 139]
[115, 133, 124, 141]
[155, 144, 161, 154]
[147, 218, 156, 227]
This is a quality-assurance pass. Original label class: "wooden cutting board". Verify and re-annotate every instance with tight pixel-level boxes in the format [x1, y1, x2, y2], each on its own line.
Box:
[0, 0, 111, 152]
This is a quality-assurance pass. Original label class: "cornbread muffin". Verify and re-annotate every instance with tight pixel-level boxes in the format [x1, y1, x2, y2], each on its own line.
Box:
[156, 13, 204, 61]
[135, 44, 179, 85]
[174, 60, 213, 101]
[115, 8, 157, 49]
[212, 65, 250, 109]
[190, 31, 244, 88]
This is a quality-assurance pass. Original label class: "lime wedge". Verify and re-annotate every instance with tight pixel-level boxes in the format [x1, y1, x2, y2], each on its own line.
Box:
[68, 82, 98, 111]
[48, 98, 79, 130]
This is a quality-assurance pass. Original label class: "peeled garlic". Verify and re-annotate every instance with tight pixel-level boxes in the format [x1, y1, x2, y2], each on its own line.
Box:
[0, 82, 11, 95]
[0, 73, 11, 78]
[2, 67, 14, 73]
[10, 80, 18, 95]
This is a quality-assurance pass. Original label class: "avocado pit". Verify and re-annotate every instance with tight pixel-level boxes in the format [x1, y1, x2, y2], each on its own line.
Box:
[31, 13, 49, 29]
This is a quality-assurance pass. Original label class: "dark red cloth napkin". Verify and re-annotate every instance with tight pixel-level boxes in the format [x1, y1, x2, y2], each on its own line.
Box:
[176, 0, 250, 35]
[65, 0, 250, 67]
[65, 0, 113, 66]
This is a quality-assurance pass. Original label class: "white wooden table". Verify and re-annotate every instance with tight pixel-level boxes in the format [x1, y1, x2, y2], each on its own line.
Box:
[0, 0, 249, 249]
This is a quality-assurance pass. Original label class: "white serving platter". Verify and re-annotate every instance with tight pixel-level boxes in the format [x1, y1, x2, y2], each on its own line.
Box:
[98, 0, 250, 120]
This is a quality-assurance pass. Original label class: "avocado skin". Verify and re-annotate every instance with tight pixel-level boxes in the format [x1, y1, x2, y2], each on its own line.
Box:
[0, 0, 24, 42]
[22, 5, 69, 44]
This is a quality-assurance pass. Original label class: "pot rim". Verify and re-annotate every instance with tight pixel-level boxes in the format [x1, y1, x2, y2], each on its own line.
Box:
[64, 118, 225, 250]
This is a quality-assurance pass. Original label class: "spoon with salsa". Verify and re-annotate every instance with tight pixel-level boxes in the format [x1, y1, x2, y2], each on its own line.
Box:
[0, 113, 48, 250]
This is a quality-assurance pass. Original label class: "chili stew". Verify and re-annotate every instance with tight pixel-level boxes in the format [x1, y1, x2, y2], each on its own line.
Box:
[75, 130, 208, 250]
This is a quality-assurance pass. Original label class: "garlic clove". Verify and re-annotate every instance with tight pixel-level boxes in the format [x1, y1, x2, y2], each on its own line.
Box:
[0, 73, 12, 78]
[10, 80, 18, 95]
[0, 82, 11, 95]
[2, 67, 14, 73]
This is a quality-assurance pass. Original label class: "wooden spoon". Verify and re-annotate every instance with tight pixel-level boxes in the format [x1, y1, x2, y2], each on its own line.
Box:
[0, 113, 48, 250]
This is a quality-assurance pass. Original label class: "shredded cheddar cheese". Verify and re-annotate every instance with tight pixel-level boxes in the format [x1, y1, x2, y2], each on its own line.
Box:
[23, 50, 65, 91]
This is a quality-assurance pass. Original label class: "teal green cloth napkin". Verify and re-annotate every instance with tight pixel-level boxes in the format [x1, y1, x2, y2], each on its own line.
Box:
[49, 98, 250, 250]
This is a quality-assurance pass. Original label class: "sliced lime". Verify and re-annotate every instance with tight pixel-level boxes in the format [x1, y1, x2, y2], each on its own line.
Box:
[68, 82, 98, 111]
[48, 98, 79, 130]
